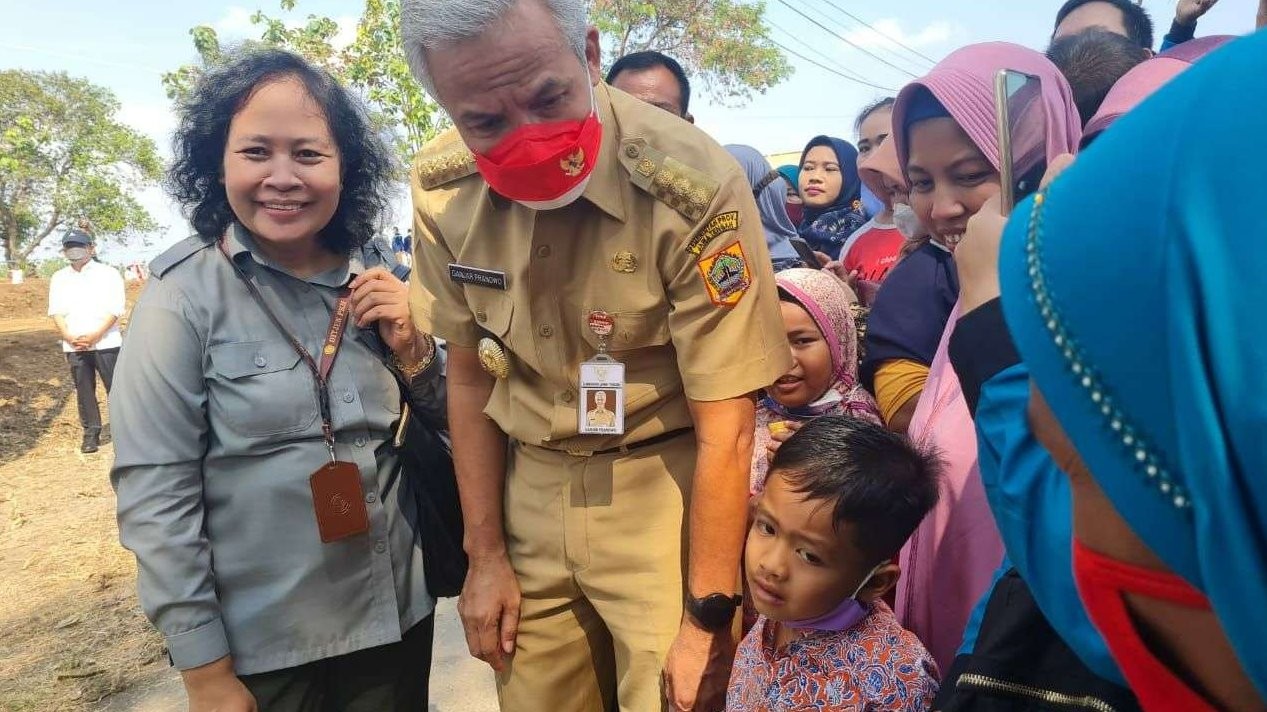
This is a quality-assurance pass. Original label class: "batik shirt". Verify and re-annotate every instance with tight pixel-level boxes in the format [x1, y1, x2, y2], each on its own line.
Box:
[726, 601, 939, 711]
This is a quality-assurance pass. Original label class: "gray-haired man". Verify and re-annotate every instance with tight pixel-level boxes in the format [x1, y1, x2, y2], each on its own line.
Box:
[401, 1, 790, 710]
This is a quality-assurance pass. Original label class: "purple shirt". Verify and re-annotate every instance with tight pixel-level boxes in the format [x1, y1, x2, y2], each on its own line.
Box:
[726, 601, 939, 711]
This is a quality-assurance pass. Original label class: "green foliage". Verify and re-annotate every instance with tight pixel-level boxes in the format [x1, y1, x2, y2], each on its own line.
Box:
[0, 71, 162, 269]
[163, 0, 445, 173]
[592, 0, 792, 105]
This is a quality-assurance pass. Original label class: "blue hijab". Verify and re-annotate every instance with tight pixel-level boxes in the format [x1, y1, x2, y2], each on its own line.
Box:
[724, 145, 799, 263]
[1001, 30, 1267, 698]
[796, 135, 866, 260]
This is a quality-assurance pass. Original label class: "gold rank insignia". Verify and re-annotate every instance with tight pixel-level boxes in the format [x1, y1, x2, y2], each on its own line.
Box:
[611, 251, 638, 273]
[618, 139, 720, 222]
[416, 141, 478, 190]
[561, 148, 586, 177]
[477, 338, 510, 379]
[697, 241, 752, 307]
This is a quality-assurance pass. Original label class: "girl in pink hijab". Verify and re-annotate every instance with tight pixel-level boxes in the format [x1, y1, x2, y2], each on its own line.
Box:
[886, 42, 1082, 675]
[752, 268, 880, 494]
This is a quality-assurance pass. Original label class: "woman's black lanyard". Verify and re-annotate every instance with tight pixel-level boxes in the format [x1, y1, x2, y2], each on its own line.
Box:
[218, 240, 351, 463]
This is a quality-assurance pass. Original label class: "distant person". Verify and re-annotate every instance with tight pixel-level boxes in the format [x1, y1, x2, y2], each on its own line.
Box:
[724, 144, 802, 270]
[777, 165, 804, 226]
[796, 136, 867, 261]
[728, 416, 941, 712]
[47, 227, 125, 454]
[838, 98, 905, 288]
[606, 50, 694, 122]
[1048, 28, 1149, 126]
[110, 49, 445, 711]
[1052, 0, 1155, 50]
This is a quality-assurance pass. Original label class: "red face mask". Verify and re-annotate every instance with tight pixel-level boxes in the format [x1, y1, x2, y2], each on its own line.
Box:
[1073, 540, 1216, 711]
[785, 201, 804, 226]
[472, 91, 603, 211]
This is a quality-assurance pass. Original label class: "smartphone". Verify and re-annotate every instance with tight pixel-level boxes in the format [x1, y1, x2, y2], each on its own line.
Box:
[788, 237, 821, 268]
[994, 69, 1047, 215]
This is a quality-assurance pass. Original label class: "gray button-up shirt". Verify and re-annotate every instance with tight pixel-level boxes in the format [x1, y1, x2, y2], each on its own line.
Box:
[111, 225, 442, 675]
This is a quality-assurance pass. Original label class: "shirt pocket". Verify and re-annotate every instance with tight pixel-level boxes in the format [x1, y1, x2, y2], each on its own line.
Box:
[207, 340, 320, 437]
[578, 306, 671, 353]
[468, 291, 515, 345]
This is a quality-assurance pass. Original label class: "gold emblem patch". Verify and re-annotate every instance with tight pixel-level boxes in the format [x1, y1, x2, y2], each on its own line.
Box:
[697, 241, 751, 307]
[611, 251, 638, 274]
[561, 148, 586, 177]
[687, 211, 740, 256]
[477, 338, 510, 379]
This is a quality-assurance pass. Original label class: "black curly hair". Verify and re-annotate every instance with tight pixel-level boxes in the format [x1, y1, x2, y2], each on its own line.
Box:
[166, 48, 394, 254]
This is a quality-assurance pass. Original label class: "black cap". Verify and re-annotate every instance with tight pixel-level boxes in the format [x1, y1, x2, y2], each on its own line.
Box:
[62, 229, 93, 247]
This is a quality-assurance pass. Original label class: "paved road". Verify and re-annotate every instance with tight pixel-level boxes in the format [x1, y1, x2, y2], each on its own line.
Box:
[101, 599, 499, 711]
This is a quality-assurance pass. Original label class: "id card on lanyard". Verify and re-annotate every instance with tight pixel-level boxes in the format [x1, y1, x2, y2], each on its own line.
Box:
[578, 311, 626, 436]
[219, 241, 370, 543]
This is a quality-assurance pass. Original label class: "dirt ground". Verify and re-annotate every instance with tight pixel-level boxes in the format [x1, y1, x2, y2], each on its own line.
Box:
[0, 280, 497, 712]
[0, 280, 171, 711]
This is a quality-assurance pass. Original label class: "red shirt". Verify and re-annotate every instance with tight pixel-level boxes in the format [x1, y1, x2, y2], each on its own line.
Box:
[844, 225, 905, 283]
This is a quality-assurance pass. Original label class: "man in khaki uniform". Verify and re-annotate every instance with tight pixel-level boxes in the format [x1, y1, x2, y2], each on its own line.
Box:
[401, 1, 791, 710]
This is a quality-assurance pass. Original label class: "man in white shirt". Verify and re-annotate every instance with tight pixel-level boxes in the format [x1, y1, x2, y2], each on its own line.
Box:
[47, 228, 126, 453]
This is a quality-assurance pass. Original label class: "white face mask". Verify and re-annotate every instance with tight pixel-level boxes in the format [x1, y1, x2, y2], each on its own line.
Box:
[893, 202, 923, 240]
[65, 247, 90, 263]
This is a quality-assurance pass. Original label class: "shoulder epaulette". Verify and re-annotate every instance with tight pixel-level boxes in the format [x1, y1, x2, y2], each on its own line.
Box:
[618, 139, 720, 223]
[415, 131, 479, 190]
[149, 235, 213, 278]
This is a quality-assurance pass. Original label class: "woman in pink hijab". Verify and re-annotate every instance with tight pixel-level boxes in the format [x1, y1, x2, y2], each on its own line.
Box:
[886, 42, 1082, 675]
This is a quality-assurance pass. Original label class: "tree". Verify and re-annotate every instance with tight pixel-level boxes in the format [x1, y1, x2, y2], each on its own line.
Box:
[163, 0, 445, 172]
[0, 70, 162, 268]
[592, 0, 792, 105]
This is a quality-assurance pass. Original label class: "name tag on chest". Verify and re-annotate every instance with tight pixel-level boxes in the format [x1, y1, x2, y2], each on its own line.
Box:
[449, 264, 508, 290]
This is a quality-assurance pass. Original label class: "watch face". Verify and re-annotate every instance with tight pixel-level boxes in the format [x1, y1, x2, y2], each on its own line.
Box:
[691, 594, 741, 631]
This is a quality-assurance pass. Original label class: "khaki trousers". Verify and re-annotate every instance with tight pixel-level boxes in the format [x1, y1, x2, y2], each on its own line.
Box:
[496, 432, 695, 712]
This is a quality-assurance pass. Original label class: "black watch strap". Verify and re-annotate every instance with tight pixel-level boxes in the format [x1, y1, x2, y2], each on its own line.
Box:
[686, 592, 743, 632]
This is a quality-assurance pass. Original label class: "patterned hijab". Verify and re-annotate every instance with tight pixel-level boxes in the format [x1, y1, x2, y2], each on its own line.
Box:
[751, 269, 881, 493]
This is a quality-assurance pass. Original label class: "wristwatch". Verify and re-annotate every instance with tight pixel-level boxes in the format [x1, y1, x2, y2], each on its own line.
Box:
[685, 593, 743, 632]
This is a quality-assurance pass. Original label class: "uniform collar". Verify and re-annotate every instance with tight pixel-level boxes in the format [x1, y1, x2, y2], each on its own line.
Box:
[225, 223, 360, 287]
[579, 82, 627, 223]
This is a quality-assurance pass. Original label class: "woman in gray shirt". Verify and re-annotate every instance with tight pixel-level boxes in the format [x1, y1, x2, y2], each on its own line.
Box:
[110, 49, 443, 711]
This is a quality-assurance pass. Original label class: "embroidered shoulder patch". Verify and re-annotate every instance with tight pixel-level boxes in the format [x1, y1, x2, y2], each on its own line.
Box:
[697, 241, 751, 307]
[687, 211, 740, 257]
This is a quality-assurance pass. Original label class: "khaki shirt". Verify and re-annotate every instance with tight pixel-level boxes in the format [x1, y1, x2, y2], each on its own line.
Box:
[410, 83, 790, 451]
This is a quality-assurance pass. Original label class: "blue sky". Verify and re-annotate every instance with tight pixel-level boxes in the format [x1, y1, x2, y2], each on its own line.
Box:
[0, 0, 1253, 261]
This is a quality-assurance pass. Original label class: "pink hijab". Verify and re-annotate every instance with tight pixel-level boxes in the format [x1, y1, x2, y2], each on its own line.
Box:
[751, 269, 881, 494]
[890, 43, 1082, 674]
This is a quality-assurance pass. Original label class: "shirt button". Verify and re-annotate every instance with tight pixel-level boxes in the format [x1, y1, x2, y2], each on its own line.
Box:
[536, 245, 552, 259]
[253, 355, 268, 368]
[365, 492, 377, 504]
[561, 391, 575, 404]
[539, 324, 554, 338]
[374, 540, 387, 554]
[342, 391, 355, 403]
[475, 309, 488, 323]
[625, 144, 642, 159]
[355, 436, 368, 448]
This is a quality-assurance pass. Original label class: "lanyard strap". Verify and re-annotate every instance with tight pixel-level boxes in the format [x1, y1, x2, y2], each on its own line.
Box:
[218, 240, 351, 460]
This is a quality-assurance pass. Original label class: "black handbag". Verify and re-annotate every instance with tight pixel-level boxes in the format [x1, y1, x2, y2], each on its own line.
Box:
[390, 400, 468, 598]
[364, 239, 468, 598]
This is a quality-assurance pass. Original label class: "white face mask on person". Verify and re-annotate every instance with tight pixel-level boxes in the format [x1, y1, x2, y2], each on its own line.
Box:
[64, 247, 91, 264]
[893, 203, 923, 240]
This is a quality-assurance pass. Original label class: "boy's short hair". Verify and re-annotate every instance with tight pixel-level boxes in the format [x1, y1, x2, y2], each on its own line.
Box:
[1047, 28, 1149, 126]
[771, 416, 942, 563]
[605, 50, 692, 115]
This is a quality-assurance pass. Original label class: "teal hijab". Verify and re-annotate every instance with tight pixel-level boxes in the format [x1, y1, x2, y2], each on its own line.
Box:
[1001, 30, 1267, 697]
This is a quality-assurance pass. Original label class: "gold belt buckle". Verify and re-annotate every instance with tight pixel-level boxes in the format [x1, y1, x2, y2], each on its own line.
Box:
[564, 448, 595, 458]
